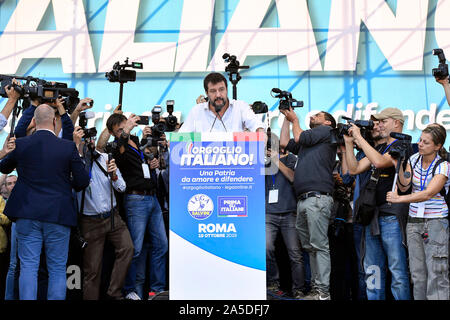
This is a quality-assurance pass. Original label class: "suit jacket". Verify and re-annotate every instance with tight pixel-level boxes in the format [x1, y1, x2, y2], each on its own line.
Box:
[0, 130, 90, 227]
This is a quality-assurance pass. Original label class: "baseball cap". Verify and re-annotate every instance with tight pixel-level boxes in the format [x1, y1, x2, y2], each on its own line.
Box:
[372, 107, 404, 124]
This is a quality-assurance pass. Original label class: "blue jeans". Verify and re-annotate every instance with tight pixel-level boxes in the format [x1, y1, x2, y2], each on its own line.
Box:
[364, 215, 411, 300]
[135, 240, 151, 299]
[266, 212, 305, 292]
[15, 219, 70, 300]
[5, 222, 19, 300]
[123, 194, 168, 295]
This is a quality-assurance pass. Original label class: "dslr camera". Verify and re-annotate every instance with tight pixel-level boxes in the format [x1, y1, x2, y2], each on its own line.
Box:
[432, 49, 449, 81]
[388, 132, 413, 160]
[0, 74, 80, 113]
[105, 57, 143, 83]
[79, 111, 97, 140]
[331, 116, 374, 146]
[271, 88, 303, 111]
[251, 101, 269, 114]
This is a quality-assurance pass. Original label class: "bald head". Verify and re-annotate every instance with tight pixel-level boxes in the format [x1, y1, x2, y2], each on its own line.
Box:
[34, 104, 56, 129]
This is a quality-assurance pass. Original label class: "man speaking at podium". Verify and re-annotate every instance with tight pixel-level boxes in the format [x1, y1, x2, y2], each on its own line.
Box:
[179, 72, 265, 133]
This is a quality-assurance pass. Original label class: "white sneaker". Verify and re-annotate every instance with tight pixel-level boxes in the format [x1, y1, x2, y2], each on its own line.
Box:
[125, 292, 142, 300]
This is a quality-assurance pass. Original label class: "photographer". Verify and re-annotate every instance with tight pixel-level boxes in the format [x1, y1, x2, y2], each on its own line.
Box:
[105, 113, 168, 300]
[135, 127, 169, 299]
[343, 107, 411, 300]
[339, 118, 384, 300]
[179, 72, 264, 133]
[386, 123, 449, 300]
[279, 109, 337, 300]
[264, 133, 306, 299]
[73, 126, 133, 300]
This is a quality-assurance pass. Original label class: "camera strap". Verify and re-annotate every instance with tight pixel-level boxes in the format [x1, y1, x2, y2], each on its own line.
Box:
[93, 157, 115, 230]
[94, 158, 109, 178]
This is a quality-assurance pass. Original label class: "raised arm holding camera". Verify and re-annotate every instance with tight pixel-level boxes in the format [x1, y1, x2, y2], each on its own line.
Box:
[343, 107, 411, 301]
[432, 48, 450, 107]
[0, 79, 22, 131]
[105, 112, 168, 300]
[279, 107, 337, 300]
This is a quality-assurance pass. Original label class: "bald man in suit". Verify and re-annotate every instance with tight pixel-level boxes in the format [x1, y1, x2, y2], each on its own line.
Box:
[0, 104, 90, 300]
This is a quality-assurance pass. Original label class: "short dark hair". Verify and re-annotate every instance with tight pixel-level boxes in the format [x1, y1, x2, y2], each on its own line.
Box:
[106, 113, 127, 132]
[321, 111, 336, 129]
[203, 72, 228, 92]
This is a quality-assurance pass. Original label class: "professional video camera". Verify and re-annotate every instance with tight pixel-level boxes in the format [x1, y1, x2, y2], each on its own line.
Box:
[223, 53, 249, 100]
[105, 57, 143, 83]
[388, 132, 413, 160]
[271, 88, 303, 111]
[0, 74, 80, 113]
[105, 57, 143, 108]
[79, 111, 97, 140]
[432, 49, 449, 81]
[251, 101, 269, 114]
[331, 116, 374, 146]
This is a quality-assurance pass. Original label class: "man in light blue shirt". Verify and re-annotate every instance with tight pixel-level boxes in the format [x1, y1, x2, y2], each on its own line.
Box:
[74, 127, 134, 300]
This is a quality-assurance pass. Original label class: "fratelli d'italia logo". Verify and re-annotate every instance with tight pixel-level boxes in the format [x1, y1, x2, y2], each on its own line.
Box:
[187, 194, 213, 220]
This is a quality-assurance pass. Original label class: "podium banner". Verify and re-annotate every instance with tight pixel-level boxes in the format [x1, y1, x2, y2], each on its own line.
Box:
[169, 132, 266, 300]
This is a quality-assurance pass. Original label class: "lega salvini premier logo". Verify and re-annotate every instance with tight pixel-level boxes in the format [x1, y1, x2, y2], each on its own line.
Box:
[187, 194, 214, 220]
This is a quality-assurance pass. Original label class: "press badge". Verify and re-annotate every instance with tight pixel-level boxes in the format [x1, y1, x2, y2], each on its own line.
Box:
[269, 189, 279, 204]
[142, 163, 151, 179]
[416, 202, 425, 218]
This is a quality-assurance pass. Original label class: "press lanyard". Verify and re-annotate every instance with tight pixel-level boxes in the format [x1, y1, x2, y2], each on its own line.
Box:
[128, 145, 145, 163]
[382, 139, 397, 154]
[420, 155, 437, 191]
[271, 175, 276, 189]
[270, 155, 280, 189]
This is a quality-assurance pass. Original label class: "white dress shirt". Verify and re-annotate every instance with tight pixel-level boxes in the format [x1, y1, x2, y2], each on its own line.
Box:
[77, 152, 126, 215]
[179, 99, 265, 133]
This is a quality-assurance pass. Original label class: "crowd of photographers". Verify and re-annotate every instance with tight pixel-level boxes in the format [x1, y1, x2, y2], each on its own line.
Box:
[0, 62, 448, 301]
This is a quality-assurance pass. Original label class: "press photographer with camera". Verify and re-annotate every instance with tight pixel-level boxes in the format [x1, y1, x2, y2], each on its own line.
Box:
[386, 123, 449, 300]
[73, 126, 133, 300]
[339, 118, 384, 300]
[105, 113, 168, 300]
[264, 132, 306, 299]
[179, 72, 264, 133]
[134, 125, 170, 299]
[279, 108, 337, 300]
[343, 107, 411, 300]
